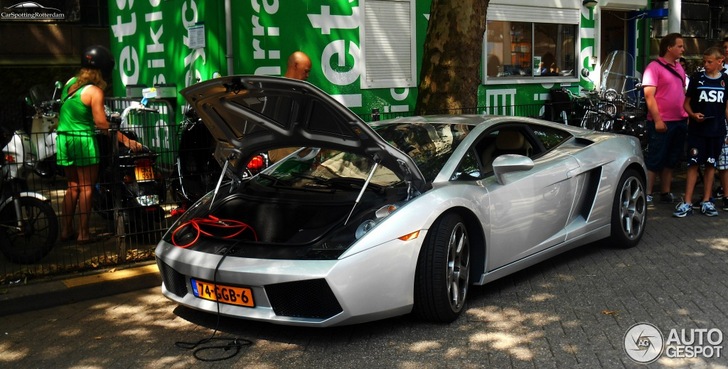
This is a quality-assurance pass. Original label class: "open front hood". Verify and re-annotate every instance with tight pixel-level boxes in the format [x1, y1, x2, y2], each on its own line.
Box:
[180, 75, 426, 192]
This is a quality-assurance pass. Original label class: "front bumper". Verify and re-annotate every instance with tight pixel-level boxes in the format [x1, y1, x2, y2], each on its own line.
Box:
[154, 236, 422, 327]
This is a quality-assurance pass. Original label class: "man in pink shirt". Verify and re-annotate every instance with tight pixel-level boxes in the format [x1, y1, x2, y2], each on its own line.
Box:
[642, 33, 688, 204]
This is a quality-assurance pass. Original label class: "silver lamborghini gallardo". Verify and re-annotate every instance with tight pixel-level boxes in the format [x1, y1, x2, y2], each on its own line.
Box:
[155, 76, 647, 327]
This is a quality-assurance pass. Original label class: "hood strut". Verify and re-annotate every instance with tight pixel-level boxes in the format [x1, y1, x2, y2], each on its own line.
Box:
[343, 161, 379, 226]
[210, 159, 230, 210]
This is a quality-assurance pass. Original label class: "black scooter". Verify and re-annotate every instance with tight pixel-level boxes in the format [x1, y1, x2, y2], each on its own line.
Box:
[92, 105, 166, 240]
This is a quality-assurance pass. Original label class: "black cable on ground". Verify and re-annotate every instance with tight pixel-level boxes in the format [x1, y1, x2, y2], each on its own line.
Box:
[175, 336, 253, 362]
[174, 241, 254, 362]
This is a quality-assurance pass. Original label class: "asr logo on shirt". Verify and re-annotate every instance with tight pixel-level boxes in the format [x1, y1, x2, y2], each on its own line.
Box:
[699, 90, 725, 103]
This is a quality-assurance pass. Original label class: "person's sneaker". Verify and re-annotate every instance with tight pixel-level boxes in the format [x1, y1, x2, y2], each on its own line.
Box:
[646, 194, 654, 206]
[673, 202, 693, 217]
[701, 201, 719, 217]
[660, 192, 676, 203]
[691, 199, 713, 210]
[717, 187, 724, 198]
[723, 197, 728, 211]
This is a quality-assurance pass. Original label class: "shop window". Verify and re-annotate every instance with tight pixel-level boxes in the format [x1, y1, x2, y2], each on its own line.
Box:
[485, 21, 577, 80]
[362, 0, 416, 89]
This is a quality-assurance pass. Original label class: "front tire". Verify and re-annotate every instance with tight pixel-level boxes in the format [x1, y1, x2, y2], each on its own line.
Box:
[413, 213, 470, 323]
[0, 197, 59, 264]
[608, 169, 646, 248]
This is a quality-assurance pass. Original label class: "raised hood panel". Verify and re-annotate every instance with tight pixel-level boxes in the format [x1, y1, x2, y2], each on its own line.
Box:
[180, 75, 426, 192]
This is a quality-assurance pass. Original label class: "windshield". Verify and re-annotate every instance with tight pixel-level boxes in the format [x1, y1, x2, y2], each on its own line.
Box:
[373, 122, 470, 181]
[257, 122, 470, 187]
[258, 148, 402, 189]
[600, 50, 641, 106]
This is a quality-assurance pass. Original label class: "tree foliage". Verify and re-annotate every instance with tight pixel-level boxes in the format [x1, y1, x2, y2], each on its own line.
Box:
[415, 0, 488, 115]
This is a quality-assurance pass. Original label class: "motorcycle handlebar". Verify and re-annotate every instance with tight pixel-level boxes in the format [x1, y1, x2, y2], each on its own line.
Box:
[106, 103, 159, 127]
[121, 105, 159, 119]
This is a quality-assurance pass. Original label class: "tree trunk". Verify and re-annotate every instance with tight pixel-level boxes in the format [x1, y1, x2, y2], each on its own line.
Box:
[415, 0, 488, 115]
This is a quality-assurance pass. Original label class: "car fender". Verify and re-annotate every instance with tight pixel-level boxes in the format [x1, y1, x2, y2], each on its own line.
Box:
[339, 184, 489, 260]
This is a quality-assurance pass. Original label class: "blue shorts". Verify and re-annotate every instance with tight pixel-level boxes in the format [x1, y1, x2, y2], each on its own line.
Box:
[686, 135, 723, 167]
[645, 120, 687, 171]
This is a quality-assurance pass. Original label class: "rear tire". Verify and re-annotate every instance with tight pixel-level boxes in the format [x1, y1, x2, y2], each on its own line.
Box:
[413, 213, 470, 323]
[0, 197, 58, 264]
[608, 169, 646, 248]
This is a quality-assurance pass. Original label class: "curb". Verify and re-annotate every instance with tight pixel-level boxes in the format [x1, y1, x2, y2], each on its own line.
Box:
[0, 263, 161, 317]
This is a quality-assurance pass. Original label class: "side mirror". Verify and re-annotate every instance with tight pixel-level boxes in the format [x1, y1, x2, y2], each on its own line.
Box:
[580, 68, 590, 78]
[492, 154, 534, 185]
[52, 81, 63, 101]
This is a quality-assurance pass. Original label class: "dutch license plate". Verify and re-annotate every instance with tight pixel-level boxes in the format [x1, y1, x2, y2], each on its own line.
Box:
[134, 166, 154, 182]
[191, 278, 255, 307]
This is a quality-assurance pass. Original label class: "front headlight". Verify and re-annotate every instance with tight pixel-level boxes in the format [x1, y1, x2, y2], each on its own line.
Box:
[355, 204, 399, 239]
[355, 220, 377, 239]
[604, 89, 618, 102]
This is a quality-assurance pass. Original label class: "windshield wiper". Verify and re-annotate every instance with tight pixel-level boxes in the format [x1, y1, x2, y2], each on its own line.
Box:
[290, 172, 328, 184]
[325, 177, 383, 193]
[257, 173, 291, 186]
[292, 172, 384, 193]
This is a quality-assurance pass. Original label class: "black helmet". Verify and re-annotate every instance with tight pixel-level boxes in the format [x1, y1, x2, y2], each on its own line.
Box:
[81, 45, 115, 80]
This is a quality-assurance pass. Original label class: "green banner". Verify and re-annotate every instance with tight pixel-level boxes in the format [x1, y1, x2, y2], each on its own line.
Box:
[108, 0, 227, 106]
[230, 0, 431, 119]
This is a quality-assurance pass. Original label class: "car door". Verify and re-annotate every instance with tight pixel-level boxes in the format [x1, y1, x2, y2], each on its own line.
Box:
[481, 124, 580, 271]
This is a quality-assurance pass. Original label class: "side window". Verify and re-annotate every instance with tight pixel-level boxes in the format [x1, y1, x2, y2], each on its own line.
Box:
[473, 126, 533, 176]
[529, 124, 572, 151]
[451, 149, 482, 181]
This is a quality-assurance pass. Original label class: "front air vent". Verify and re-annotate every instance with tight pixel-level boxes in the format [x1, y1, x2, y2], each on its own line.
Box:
[157, 260, 187, 297]
[265, 279, 343, 319]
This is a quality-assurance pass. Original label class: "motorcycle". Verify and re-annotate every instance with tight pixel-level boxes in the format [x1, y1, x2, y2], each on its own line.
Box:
[579, 51, 648, 148]
[170, 107, 223, 210]
[92, 101, 166, 239]
[0, 127, 59, 264]
[2, 82, 63, 180]
[171, 106, 268, 212]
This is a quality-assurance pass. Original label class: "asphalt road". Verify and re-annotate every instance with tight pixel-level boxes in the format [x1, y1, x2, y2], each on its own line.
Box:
[2, 198, 728, 369]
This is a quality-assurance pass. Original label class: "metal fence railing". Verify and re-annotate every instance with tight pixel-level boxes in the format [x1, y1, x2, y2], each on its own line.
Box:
[0, 102, 547, 284]
[0, 98, 183, 284]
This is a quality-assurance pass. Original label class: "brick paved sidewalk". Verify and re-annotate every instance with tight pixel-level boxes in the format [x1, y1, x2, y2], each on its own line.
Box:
[2, 173, 728, 368]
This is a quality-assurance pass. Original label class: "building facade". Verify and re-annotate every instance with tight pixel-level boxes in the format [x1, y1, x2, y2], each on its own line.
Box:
[105, 0, 657, 120]
[1, 0, 726, 128]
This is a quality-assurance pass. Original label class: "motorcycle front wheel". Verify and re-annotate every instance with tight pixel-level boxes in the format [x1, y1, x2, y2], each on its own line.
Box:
[580, 110, 601, 130]
[0, 197, 59, 264]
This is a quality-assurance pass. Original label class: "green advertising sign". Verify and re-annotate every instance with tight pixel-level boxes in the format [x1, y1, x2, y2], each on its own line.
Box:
[109, 0, 227, 97]
[230, 0, 431, 119]
[108, 0, 430, 122]
[108, 0, 227, 165]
